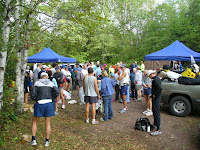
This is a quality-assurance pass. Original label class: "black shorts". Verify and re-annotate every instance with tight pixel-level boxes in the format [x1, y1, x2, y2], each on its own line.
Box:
[84, 96, 98, 104]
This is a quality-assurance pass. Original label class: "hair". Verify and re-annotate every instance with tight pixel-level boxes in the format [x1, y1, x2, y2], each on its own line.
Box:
[88, 67, 93, 74]
[102, 70, 108, 77]
[115, 69, 118, 73]
[30, 65, 33, 71]
[47, 70, 52, 77]
[97, 65, 99, 67]
[52, 63, 57, 68]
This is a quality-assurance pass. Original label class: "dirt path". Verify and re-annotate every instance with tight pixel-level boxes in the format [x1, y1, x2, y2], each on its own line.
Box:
[61, 92, 200, 150]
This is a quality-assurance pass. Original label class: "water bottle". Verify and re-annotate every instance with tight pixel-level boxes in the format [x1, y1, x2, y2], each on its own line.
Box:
[147, 125, 150, 132]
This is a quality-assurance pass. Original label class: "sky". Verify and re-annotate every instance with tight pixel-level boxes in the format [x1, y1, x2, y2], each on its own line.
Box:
[156, 0, 165, 4]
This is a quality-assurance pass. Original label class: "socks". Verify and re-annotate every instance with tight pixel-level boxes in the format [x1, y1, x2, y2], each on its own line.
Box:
[32, 136, 35, 141]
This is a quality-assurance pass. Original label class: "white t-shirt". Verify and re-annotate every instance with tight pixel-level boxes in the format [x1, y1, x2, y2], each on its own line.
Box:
[81, 69, 88, 76]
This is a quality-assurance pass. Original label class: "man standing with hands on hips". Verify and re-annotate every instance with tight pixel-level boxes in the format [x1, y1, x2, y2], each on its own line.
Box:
[147, 70, 162, 136]
[118, 64, 129, 113]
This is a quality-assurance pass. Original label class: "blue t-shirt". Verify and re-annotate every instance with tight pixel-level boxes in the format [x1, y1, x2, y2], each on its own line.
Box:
[179, 64, 183, 71]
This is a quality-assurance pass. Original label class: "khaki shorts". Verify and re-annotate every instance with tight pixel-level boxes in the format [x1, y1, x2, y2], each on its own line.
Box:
[135, 85, 142, 91]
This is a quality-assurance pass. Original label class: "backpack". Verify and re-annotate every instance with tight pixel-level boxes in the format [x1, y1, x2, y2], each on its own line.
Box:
[134, 118, 153, 131]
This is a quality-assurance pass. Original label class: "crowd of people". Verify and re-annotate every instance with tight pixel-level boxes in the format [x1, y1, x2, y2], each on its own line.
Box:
[25, 61, 163, 147]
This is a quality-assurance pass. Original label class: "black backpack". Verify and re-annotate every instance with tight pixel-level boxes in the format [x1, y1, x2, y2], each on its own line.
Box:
[134, 118, 153, 131]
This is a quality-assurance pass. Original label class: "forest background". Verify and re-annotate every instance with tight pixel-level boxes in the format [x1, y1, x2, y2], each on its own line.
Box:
[0, 0, 200, 146]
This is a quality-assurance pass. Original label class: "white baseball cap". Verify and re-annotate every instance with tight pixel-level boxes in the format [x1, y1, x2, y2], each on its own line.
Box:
[41, 72, 48, 77]
[147, 70, 156, 76]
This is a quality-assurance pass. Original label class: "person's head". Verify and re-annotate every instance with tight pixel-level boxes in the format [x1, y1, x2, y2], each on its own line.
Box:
[141, 61, 143, 64]
[52, 62, 57, 68]
[65, 67, 69, 71]
[30, 65, 33, 71]
[96, 61, 100, 65]
[76, 63, 79, 67]
[88, 67, 93, 74]
[62, 65, 66, 69]
[101, 70, 108, 77]
[83, 64, 87, 69]
[104, 64, 107, 67]
[121, 64, 126, 71]
[144, 70, 148, 76]
[136, 65, 141, 70]
[42, 65, 47, 71]
[47, 70, 52, 77]
[55, 66, 60, 72]
[73, 68, 78, 73]
[38, 63, 42, 68]
[97, 65, 100, 68]
[41, 72, 48, 79]
[147, 70, 156, 79]
[133, 68, 137, 73]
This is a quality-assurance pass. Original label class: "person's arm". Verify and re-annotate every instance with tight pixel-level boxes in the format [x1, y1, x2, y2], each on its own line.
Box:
[52, 78, 58, 88]
[118, 71, 127, 81]
[154, 78, 162, 98]
[83, 76, 85, 93]
[30, 85, 38, 101]
[111, 79, 116, 87]
[94, 77, 101, 99]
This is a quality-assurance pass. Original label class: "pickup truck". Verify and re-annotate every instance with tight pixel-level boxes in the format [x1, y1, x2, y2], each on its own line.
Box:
[161, 80, 200, 117]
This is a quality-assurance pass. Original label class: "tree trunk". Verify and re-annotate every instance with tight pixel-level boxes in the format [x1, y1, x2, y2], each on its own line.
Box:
[0, 0, 12, 111]
[122, 2, 127, 49]
[14, 0, 24, 112]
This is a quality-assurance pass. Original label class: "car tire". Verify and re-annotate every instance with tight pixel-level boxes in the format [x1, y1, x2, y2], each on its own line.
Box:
[169, 96, 191, 117]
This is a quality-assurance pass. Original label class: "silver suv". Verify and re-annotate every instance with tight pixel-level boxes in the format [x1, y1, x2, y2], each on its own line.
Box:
[161, 80, 200, 117]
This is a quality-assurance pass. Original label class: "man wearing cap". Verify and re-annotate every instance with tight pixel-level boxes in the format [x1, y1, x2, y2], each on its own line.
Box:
[38, 65, 48, 79]
[30, 72, 59, 146]
[33, 63, 42, 83]
[53, 66, 65, 109]
[74, 68, 85, 105]
[147, 70, 162, 136]
[61, 65, 71, 91]
[134, 65, 143, 102]
[118, 64, 129, 113]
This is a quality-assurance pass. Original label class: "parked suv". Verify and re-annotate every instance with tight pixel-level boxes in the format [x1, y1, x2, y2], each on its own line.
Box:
[161, 81, 200, 117]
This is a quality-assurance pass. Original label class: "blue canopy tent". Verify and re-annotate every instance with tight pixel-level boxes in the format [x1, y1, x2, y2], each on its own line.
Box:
[28, 47, 76, 63]
[145, 40, 200, 61]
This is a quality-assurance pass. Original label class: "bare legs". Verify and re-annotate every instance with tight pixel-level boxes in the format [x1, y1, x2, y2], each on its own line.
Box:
[32, 116, 51, 140]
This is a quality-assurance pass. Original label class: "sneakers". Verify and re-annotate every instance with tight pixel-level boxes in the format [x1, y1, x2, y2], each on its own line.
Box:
[86, 118, 89, 124]
[92, 120, 99, 125]
[44, 141, 50, 147]
[150, 130, 162, 136]
[79, 102, 85, 105]
[30, 140, 37, 146]
[61, 105, 65, 109]
[146, 110, 153, 116]
[54, 111, 59, 115]
[119, 108, 127, 113]
[100, 118, 105, 122]
[142, 109, 149, 115]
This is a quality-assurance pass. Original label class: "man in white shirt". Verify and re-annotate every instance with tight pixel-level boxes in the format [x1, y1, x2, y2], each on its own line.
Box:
[134, 66, 143, 102]
[81, 64, 88, 76]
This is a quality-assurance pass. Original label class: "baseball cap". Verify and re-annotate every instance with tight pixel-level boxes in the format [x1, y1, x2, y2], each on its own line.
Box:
[73, 68, 78, 71]
[121, 64, 126, 68]
[42, 65, 48, 69]
[62, 65, 66, 68]
[147, 70, 156, 76]
[41, 72, 48, 77]
[136, 65, 141, 70]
